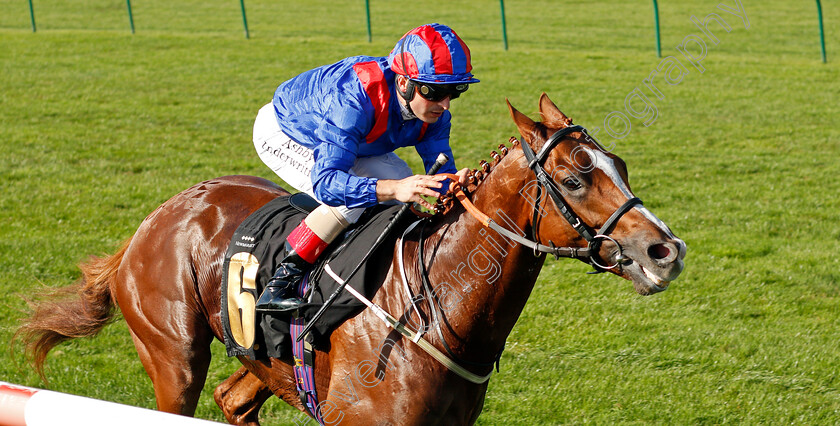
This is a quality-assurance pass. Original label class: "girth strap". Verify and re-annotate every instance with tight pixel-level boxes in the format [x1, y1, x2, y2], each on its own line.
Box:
[290, 275, 325, 424]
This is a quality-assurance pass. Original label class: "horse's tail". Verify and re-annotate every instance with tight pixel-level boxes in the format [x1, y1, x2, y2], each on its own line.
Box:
[15, 237, 132, 382]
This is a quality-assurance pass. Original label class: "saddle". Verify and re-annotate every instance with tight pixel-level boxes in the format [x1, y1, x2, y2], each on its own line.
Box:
[221, 193, 405, 360]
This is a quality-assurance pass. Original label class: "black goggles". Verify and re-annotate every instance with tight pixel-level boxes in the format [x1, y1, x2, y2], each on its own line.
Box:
[415, 82, 469, 102]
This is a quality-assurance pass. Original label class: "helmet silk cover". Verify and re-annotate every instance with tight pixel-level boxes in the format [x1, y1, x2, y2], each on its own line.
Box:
[388, 23, 479, 85]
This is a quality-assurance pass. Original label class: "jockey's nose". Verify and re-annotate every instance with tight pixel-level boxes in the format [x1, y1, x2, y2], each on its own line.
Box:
[439, 97, 451, 110]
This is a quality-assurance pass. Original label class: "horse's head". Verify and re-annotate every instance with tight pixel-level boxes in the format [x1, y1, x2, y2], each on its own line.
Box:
[507, 94, 686, 295]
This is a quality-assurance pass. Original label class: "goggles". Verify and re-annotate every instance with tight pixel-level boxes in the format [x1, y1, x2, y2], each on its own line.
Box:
[414, 82, 470, 102]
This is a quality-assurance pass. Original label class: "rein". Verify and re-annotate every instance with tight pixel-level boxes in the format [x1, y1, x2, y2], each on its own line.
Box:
[318, 220, 497, 385]
[315, 128, 644, 386]
[322, 263, 494, 384]
[416, 221, 503, 372]
[438, 125, 642, 272]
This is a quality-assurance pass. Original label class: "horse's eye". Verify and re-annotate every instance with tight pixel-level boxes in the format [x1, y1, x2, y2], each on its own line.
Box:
[562, 177, 582, 191]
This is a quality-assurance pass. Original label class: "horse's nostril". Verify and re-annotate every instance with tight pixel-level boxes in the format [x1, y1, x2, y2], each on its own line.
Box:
[648, 243, 671, 260]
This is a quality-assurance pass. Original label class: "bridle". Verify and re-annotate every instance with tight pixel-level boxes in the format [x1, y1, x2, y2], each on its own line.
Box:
[447, 125, 643, 273]
[387, 126, 645, 381]
[520, 124, 643, 272]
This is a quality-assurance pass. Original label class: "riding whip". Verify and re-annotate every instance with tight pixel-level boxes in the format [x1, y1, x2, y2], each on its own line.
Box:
[296, 153, 450, 341]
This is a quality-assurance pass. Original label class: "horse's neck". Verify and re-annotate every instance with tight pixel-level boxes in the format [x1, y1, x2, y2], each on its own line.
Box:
[427, 153, 544, 354]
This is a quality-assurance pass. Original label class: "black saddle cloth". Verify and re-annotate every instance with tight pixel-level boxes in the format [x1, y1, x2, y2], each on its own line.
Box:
[221, 194, 405, 360]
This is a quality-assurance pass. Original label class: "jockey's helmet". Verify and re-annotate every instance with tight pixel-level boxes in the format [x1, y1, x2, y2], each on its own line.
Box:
[389, 23, 479, 101]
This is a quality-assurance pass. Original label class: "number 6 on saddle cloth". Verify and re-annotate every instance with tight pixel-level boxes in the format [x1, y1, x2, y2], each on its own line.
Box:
[220, 192, 409, 360]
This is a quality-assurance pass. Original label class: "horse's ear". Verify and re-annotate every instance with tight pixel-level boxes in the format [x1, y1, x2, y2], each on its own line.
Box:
[506, 98, 538, 144]
[538, 92, 573, 127]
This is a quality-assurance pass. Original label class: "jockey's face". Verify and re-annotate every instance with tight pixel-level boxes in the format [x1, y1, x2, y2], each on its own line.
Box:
[397, 76, 451, 124]
[410, 92, 450, 123]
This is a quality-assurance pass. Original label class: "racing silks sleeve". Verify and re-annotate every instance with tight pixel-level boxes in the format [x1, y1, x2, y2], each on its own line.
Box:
[309, 87, 380, 209]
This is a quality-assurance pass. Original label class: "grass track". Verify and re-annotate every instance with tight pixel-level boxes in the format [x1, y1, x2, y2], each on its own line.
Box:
[1, 0, 839, 424]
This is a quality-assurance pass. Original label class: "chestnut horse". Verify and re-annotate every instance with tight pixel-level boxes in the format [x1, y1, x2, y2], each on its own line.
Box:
[18, 94, 685, 425]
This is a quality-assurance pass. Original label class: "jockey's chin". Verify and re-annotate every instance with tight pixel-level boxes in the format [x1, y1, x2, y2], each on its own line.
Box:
[410, 95, 451, 124]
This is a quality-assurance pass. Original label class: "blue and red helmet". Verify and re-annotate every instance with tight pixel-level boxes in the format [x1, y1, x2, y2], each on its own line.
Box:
[388, 23, 479, 85]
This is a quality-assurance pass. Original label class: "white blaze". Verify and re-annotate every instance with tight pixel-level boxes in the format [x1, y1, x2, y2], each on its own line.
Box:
[583, 147, 679, 240]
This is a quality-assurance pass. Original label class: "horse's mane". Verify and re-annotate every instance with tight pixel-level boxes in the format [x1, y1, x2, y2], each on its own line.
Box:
[432, 111, 573, 217]
[432, 136, 521, 216]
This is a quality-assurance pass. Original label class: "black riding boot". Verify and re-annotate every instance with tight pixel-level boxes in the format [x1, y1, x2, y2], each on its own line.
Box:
[255, 243, 310, 312]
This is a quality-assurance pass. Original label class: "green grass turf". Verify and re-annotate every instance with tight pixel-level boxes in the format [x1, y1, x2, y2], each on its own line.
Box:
[1, 0, 839, 423]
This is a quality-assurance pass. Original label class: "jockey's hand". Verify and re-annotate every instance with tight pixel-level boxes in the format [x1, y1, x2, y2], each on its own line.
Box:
[455, 167, 470, 187]
[376, 174, 450, 210]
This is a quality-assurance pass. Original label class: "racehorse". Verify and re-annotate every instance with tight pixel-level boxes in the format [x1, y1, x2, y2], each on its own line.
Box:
[17, 94, 685, 425]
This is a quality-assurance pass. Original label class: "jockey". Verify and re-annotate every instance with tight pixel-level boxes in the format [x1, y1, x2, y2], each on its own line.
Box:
[253, 23, 478, 312]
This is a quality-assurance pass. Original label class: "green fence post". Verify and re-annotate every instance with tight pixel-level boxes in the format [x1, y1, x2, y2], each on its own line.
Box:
[365, 0, 372, 42]
[500, 0, 508, 50]
[816, 0, 827, 63]
[28, 0, 36, 32]
[126, 0, 135, 34]
[652, 0, 661, 57]
[240, 0, 250, 39]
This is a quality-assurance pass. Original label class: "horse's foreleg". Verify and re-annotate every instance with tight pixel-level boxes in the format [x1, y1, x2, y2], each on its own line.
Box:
[214, 367, 272, 426]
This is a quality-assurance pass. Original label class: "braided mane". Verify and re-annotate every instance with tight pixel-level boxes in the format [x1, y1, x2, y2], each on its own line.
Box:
[432, 136, 521, 216]
[431, 109, 574, 217]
